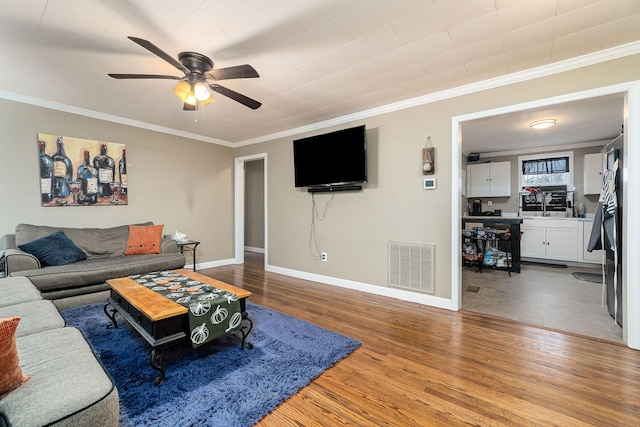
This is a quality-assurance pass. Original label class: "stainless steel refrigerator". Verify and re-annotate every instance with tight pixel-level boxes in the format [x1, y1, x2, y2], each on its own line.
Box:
[604, 135, 623, 325]
[588, 133, 623, 325]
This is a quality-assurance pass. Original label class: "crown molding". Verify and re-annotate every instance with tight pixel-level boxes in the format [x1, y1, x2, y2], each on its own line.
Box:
[1, 41, 639, 148]
[0, 90, 234, 147]
[237, 40, 640, 146]
[479, 139, 612, 158]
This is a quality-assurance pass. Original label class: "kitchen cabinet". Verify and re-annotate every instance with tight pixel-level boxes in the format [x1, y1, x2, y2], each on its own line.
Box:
[584, 153, 604, 195]
[520, 219, 578, 262]
[467, 161, 511, 197]
[578, 219, 604, 264]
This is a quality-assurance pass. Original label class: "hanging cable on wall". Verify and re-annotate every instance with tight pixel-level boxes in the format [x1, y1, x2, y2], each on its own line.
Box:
[309, 192, 335, 260]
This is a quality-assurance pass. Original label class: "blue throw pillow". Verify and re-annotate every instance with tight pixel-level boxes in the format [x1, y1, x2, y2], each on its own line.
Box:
[18, 231, 87, 267]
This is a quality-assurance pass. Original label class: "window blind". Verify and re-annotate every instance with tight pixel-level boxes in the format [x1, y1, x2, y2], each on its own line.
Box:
[522, 156, 569, 175]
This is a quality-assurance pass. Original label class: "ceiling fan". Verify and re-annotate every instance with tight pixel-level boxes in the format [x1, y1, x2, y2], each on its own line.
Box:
[108, 36, 261, 111]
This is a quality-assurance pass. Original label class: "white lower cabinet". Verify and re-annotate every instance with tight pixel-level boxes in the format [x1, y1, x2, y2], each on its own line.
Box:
[520, 219, 578, 262]
[520, 225, 546, 258]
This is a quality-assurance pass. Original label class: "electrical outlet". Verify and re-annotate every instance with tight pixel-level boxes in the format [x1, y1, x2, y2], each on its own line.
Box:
[487, 200, 493, 207]
[321, 252, 328, 262]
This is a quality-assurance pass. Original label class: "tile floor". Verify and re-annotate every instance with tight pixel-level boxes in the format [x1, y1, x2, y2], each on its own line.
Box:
[461, 262, 624, 344]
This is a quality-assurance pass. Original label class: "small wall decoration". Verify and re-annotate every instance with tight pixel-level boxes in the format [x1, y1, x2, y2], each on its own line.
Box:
[38, 133, 128, 207]
[422, 136, 435, 175]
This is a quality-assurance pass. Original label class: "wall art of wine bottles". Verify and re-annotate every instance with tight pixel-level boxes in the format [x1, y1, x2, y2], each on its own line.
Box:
[38, 133, 128, 207]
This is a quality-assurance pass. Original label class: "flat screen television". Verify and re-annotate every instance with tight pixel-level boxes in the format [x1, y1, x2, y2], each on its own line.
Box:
[293, 125, 367, 191]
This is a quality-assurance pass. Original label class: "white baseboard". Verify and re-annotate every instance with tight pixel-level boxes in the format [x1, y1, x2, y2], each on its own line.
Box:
[266, 264, 456, 311]
[244, 246, 265, 254]
[191, 258, 235, 270]
[191, 258, 455, 310]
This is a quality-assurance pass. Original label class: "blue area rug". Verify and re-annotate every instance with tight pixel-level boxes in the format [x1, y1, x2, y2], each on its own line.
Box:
[61, 302, 360, 426]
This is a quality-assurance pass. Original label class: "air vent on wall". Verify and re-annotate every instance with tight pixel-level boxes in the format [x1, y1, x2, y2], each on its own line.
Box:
[388, 242, 435, 294]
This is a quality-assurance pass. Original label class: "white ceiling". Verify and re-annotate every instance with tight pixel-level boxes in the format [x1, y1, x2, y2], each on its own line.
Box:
[1, 0, 639, 146]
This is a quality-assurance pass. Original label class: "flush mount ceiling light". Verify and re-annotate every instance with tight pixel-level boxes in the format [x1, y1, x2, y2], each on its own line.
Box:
[529, 119, 557, 129]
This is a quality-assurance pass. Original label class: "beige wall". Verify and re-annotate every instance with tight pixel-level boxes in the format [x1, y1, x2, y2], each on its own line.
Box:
[234, 53, 640, 301]
[0, 99, 235, 264]
[244, 159, 265, 249]
[2, 53, 638, 302]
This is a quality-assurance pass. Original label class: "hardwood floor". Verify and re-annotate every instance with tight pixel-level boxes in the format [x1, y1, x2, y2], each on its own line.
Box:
[200, 252, 640, 426]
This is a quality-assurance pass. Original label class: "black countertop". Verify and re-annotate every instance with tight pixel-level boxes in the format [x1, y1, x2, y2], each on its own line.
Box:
[462, 216, 523, 224]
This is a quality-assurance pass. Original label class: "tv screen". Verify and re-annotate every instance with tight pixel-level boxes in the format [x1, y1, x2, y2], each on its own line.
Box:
[293, 125, 367, 189]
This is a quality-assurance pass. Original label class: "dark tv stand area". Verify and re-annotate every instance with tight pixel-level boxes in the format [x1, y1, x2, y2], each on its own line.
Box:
[308, 184, 362, 193]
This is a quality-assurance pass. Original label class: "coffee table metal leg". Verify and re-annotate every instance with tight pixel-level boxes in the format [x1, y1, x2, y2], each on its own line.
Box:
[150, 348, 166, 386]
[103, 302, 118, 329]
[240, 314, 253, 350]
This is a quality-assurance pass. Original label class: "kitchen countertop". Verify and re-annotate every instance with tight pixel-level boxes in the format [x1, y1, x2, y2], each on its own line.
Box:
[516, 215, 595, 221]
[463, 215, 595, 222]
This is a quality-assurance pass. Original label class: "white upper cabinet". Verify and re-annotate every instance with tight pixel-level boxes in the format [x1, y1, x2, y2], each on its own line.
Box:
[467, 161, 511, 197]
[584, 152, 604, 195]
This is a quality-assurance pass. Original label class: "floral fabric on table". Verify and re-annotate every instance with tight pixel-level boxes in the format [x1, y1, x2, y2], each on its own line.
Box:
[129, 271, 242, 348]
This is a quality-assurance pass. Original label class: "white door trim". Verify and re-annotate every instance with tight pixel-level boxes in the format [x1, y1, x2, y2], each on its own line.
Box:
[234, 153, 268, 267]
[450, 81, 640, 349]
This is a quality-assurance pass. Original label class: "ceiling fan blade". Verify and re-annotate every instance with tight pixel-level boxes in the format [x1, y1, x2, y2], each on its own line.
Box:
[108, 73, 181, 80]
[127, 36, 188, 74]
[210, 84, 262, 110]
[206, 65, 259, 81]
[183, 103, 197, 111]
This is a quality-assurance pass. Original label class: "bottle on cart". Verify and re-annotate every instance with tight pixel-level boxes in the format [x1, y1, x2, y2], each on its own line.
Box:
[52, 136, 72, 198]
[119, 148, 127, 196]
[93, 143, 115, 197]
[77, 150, 98, 205]
[38, 140, 54, 203]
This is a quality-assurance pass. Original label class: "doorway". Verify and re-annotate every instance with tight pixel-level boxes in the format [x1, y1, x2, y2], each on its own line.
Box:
[450, 82, 640, 349]
[234, 153, 267, 269]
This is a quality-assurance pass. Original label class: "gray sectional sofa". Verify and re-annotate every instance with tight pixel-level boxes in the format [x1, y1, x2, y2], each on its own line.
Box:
[0, 276, 119, 427]
[2, 222, 186, 308]
[0, 222, 189, 425]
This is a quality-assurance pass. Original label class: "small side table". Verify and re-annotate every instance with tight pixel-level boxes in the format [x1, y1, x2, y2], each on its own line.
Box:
[176, 240, 200, 271]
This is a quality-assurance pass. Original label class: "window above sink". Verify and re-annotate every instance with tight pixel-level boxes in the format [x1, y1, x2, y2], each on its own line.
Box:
[518, 151, 574, 188]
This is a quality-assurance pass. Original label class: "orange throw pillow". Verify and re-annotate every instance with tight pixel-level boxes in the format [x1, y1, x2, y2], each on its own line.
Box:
[0, 317, 29, 394]
[125, 224, 164, 255]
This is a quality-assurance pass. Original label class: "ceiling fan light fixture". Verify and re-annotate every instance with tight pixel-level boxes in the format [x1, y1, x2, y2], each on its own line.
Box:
[193, 81, 210, 101]
[173, 81, 191, 101]
[110, 37, 261, 111]
[184, 91, 198, 106]
[529, 118, 556, 129]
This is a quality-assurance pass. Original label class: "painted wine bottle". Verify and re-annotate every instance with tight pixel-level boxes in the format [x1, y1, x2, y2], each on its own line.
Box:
[93, 143, 115, 197]
[52, 136, 72, 198]
[77, 150, 98, 204]
[38, 139, 54, 203]
[119, 148, 127, 195]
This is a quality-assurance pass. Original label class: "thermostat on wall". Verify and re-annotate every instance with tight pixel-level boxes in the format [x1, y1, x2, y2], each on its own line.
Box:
[423, 178, 437, 190]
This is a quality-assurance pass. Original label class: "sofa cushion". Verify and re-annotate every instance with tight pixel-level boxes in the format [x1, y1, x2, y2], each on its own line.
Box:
[0, 277, 42, 308]
[0, 317, 29, 394]
[0, 327, 119, 427]
[12, 253, 186, 293]
[15, 222, 152, 259]
[125, 224, 164, 255]
[18, 231, 87, 266]
[0, 301, 65, 337]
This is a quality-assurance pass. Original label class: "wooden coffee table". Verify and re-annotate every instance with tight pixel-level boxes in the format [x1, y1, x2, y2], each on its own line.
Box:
[104, 269, 252, 385]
